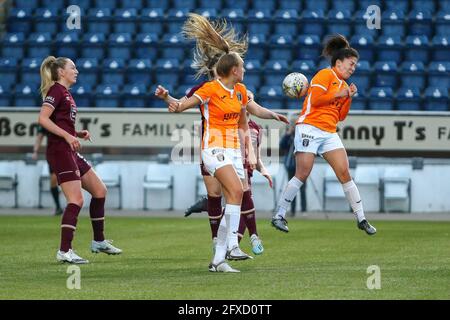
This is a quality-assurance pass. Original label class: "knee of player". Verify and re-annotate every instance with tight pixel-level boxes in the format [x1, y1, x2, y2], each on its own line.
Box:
[71, 195, 84, 208]
[336, 169, 352, 183]
[231, 186, 244, 202]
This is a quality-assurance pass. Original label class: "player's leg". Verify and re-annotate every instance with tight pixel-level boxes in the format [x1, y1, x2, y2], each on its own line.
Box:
[322, 147, 376, 235]
[203, 175, 222, 248]
[49, 168, 62, 215]
[243, 187, 263, 255]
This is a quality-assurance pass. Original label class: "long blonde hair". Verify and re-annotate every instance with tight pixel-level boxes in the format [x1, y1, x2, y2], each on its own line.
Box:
[182, 13, 248, 79]
[40, 56, 68, 99]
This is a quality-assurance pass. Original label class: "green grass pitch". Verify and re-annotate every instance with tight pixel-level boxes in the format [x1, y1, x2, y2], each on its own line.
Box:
[0, 216, 449, 299]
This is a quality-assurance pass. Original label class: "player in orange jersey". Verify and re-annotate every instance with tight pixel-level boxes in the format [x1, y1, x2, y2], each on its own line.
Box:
[272, 35, 376, 236]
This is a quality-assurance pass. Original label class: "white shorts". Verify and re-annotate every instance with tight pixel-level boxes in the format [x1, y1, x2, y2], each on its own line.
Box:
[201, 147, 245, 179]
[294, 124, 345, 156]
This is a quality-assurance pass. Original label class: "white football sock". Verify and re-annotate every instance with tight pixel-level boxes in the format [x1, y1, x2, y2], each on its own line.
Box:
[342, 180, 365, 222]
[212, 216, 227, 265]
[275, 176, 303, 219]
[225, 204, 241, 250]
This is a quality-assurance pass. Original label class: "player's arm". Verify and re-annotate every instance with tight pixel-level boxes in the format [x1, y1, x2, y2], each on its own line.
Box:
[338, 84, 357, 121]
[155, 85, 181, 105]
[247, 100, 289, 124]
[168, 95, 201, 113]
[38, 105, 81, 151]
[256, 145, 273, 188]
[32, 132, 45, 160]
[239, 109, 257, 170]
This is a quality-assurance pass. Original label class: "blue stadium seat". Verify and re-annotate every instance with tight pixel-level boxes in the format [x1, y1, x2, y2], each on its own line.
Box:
[439, 0, 450, 10]
[122, 84, 149, 108]
[358, 0, 382, 10]
[411, 0, 436, 12]
[247, 9, 272, 35]
[274, 10, 298, 35]
[195, 8, 218, 20]
[28, 33, 53, 59]
[67, 0, 91, 8]
[350, 35, 375, 63]
[408, 10, 433, 37]
[81, 33, 106, 60]
[0, 84, 12, 107]
[295, 35, 321, 61]
[244, 60, 263, 88]
[145, 0, 169, 10]
[135, 33, 159, 60]
[76, 58, 99, 87]
[34, 8, 60, 34]
[432, 35, 450, 61]
[268, 34, 294, 62]
[113, 9, 137, 34]
[94, 0, 117, 8]
[108, 33, 132, 60]
[1, 33, 25, 59]
[381, 10, 406, 37]
[173, 0, 196, 10]
[396, 87, 422, 111]
[55, 33, 79, 59]
[263, 60, 289, 86]
[348, 60, 371, 94]
[351, 90, 367, 110]
[291, 60, 316, 81]
[21, 58, 42, 87]
[318, 59, 330, 70]
[252, 0, 276, 11]
[428, 62, 450, 88]
[155, 59, 180, 87]
[87, 8, 111, 34]
[279, 0, 302, 11]
[368, 87, 394, 110]
[101, 59, 126, 86]
[14, 0, 39, 9]
[120, 0, 143, 9]
[374, 61, 398, 88]
[161, 34, 187, 60]
[405, 36, 430, 62]
[199, 0, 223, 10]
[223, 0, 249, 10]
[140, 8, 165, 35]
[331, 0, 355, 11]
[127, 59, 152, 85]
[285, 97, 303, 110]
[353, 10, 379, 38]
[0, 58, 17, 88]
[179, 60, 198, 87]
[301, 10, 326, 37]
[7, 8, 33, 34]
[220, 9, 245, 34]
[166, 9, 189, 34]
[385, 0, 409, 11]
[246, 34, 267, 61]
[377, 35, 403, 62]
[258, 86, 285, 109]
[71, 85, 93, 107]
[95, 84, 121, 108]
[399, 61, 426, 90]
[424, 87, 449, 111]
[327, 9, 352, 38]
[436, 10, 450, 36]
[177, 84, 194, 98]
[14, 84, 39, 107]
[305, 0, 328, 11]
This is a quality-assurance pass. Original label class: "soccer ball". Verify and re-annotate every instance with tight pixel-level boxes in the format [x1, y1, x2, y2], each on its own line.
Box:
[282, 72, 309, 98]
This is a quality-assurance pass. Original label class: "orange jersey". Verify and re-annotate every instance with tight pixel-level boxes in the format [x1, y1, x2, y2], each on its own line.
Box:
[297, 68, 352, 133]
[194, 80, 249, 149]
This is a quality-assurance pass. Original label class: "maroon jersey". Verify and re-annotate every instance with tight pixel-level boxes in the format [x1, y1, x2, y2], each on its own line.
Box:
[43, 82, 77, 150]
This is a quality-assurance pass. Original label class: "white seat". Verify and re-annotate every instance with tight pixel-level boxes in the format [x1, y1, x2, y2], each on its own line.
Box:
[323, 167, 349, 211]
[143, 163, 174, 210]
[38, 163, 51, 208]
[382, 166, 411, 212]
[355, 166, 381, 212]
[251, 170, 277, 211]
[95, 162, 122, 209]
[0, 162, 18, 208]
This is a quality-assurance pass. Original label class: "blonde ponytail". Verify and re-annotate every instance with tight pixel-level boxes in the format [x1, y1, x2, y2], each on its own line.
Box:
[40, 56, 69, 99]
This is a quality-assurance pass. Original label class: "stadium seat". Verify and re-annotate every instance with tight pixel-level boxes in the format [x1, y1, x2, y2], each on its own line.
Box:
[27, 33, 53, 59]
[122, 84, 149, 108]
[368, 87, 394, 110]
[377, 36, 403, 62]
[143, 163, 174, 210]
[247, 9, 272, 35]
[0, 58, 17, 88]
[273, 10, 298, 35]
[381, 166, 412, 213]
[396, 87, 422, 111]
[223, 0, 249, 10]
[173, 0, 195, 10]
[258, 86, 285, 109]
[279, 0, 302, 11]
[291, 60, 315, 81]
[55, 33, 79, 59]
[408, 10, 433, 37]
[101, 58, 126, 86]
[353, 10, 379, 38]
[179, 60, 199, 87]
[0, 162, 18, 208]
[399, 61, 426, 90]
[21, 58, 42, 87]
[428, 62, 450, 88]
[108, 33, 132, 60]
[350, 35, 375, 63]
[432, 35, 450, 61]
[161, 34, 187, 60]
[67, 0, 90, 8]
[435, 10, 450, 36]
[246, 34, 267, 61]
[358, 0, 382, 10]
[199, 0, 223, 10]
[94, 0, 117, 9]
[120, 0, 143, 9]
[263, 60, 289, 86]
[7, 8, 33, 34]
[301, 10, 326, 37]
[244, 60, 263, 89]
[268, 34, 294, 62]
[34, 8, 60, 34]
[145, 0, 169, 10]
[135, 33, 159, 60]
[140, 8, 165, 35]
[220, 9, 245, 33]
[374, 61, 398, 88]
[355, 166, 381, 212]
[411, 0, 436, 12]
[95, 84, 121, 108]
[155, 59, 180, 87]
[166, 9, 189, 34]
[113, 8, 137, 34]
[350, 90, 367, 110]
[14, 84, 39, 107]
[127, 59, 152, 85]
[305, 0, 328, 11]
[295, 35, 321, 61]
[331, 0, 355, 11]
[0, 84, 12, 107]
[327, 9, 352, 38]
[323, 167, 349, 212]
[81, 33, 106, 60]
[348, 60, 371, 94]
[439, 0, 450, 10]
[95, 162, 122, 209]
[76, 58, 99, 87]
[252, 0, 276, 11]
[1, 33, 25, 59]
[424, 87, 449, 111]
[71, 85, 93, 107]
[195, 8, 218, 20]
[405, 36, 430, 62]
[385, 0, 409, 11]
[381, 10, 406, 37]
[87, 8, 111, 34]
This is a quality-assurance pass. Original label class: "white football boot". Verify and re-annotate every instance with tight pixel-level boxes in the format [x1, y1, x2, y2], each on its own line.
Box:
[56, 249, 89, 264]
[91, 240, 122, 255]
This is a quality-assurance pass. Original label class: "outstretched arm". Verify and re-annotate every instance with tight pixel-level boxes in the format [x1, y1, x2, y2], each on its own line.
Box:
[247, 100, 289, 124]
[168, 95, 201, 113]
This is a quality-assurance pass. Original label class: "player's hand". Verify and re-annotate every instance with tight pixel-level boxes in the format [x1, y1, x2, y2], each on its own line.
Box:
[335, 87, 351, 98]
[168, 101, 180, 113]
[77, 130, 91, 141]
[273, 113, 290, 124]
[65, 135, 81, 152]
[349, 83, 358, 97]
[155, 85, 169, 100]
[261, 171, 273, 188]
[248, 151, 257, 171]
[31, 151, 38, 160]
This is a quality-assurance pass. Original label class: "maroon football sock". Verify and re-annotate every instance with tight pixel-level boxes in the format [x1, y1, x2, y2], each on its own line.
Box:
[90, 197, 105, 242]
[60, 203, 81, 252]
[242, 190, 257, 236]
[207, 196, 222, 239]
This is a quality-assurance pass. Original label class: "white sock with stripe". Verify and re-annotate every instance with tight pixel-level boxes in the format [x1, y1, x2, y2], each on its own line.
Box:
[342, 180, 366, 222]
[275, 176, 303, 219]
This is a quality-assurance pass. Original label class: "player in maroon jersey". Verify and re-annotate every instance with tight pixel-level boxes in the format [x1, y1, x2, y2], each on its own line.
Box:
[38, 56, 122, 264]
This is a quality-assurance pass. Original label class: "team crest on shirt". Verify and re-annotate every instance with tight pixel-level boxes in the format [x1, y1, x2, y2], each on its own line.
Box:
[302, 139, 310, 147]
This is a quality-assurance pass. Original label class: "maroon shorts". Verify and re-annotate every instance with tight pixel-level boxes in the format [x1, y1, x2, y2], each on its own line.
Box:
[46, 149, 92, 185]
